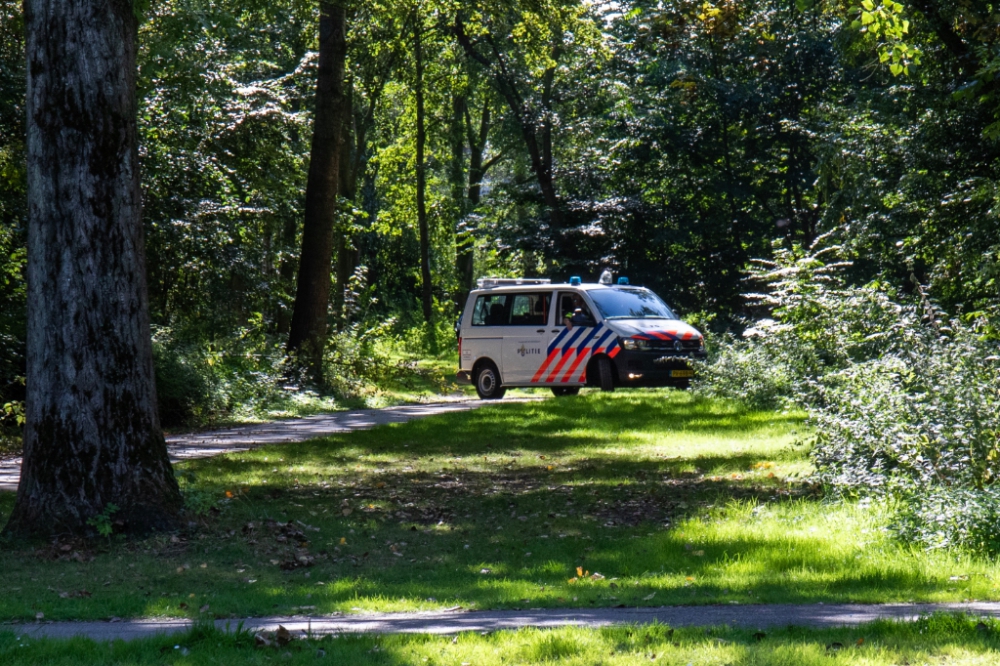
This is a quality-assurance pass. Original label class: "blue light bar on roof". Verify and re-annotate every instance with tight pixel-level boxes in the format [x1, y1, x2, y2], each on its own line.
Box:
[617, 277, 629, 285]
[569, 276, 582, 286]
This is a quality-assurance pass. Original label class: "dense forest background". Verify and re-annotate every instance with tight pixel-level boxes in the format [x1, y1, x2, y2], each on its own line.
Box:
[1, 0, 999, 427]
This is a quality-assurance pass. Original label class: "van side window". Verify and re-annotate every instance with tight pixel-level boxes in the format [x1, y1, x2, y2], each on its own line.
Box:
[472, 294, 508, 326]
[509, 293, 552, 326]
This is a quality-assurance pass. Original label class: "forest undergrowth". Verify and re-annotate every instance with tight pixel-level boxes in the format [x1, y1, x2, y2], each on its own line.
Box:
[698, 236, 1000, 555]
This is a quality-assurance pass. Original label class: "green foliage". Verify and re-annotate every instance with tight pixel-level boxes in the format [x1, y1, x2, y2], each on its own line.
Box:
[850, 0, 921, 76]
[697, 236, 901, 408]
[697, 333, 797, 410]
[702, 238, 1000, 553]
[86, 503, 120, 538]
[181, 487, 218, 517]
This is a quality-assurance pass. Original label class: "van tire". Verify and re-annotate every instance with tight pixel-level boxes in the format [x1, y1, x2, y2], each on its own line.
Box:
[595, 356, 615, 392]
[474, 361, 506, 400]
[551, 387, 580, 397]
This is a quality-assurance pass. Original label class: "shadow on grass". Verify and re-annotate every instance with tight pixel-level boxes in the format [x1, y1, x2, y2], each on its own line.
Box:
[13, 391, 955, 623]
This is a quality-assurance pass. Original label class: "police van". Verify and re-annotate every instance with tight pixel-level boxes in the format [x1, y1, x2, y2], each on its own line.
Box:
[456, 273, 706, 399]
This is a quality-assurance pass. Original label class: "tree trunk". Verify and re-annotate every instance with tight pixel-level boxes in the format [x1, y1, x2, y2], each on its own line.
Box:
[287, 1, 347, 378]
[449, 92, 470, 306]
[414, 16, 435, 349]
[332, 79, 356, 330]
[4, 0, 182, 537]
[456, 101, 491, 302]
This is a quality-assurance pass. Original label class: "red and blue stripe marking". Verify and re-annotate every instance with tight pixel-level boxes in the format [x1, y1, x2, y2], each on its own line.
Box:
[530, 325, 620, 384]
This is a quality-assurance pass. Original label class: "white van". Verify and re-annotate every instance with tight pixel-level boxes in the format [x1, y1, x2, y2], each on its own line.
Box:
[456, 276, 706, 399]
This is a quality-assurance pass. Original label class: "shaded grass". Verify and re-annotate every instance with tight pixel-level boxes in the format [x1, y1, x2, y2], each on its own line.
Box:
[0, 391, 998, 623]
[5, 614, 1000, 664]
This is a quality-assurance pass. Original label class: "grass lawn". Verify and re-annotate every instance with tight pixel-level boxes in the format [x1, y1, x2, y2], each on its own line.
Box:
[5, 615, 1000, 665]
[1, 390, 999, 623]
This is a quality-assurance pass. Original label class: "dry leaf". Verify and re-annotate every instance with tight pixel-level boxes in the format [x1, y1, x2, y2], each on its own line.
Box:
[199, 604, 210, 613]
[576, 566, 584, 577]
[225, 490, 234, 498]
[642, 593, 656, 600]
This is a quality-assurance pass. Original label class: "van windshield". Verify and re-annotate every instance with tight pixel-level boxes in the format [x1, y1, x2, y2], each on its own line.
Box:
[588, 287, 677, 320]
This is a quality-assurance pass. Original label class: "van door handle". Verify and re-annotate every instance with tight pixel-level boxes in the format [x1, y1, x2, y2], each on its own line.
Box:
[551, 330, 560, 333]
[536, 329, 546, 333]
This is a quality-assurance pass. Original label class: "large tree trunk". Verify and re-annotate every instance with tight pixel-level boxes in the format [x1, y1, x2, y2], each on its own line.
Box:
[287, 1, 347, 378]
[414, 18, 433, 329]
[4, 0, 182, 537]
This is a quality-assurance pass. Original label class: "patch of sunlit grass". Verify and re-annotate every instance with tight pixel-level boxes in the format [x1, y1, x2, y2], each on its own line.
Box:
[1, 391, 999, 622]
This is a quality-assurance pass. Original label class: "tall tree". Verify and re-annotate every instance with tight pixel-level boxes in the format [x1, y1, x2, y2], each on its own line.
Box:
[4, 0, 182, 537]
[452, 2, 593, 229]
[287, 1, 348, 377]
[414, 5, 435, 339]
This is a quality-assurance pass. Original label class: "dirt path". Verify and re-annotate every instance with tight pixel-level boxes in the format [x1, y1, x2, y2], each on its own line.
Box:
[11, 602, 1000, 642]
[0, 398, 539, 492]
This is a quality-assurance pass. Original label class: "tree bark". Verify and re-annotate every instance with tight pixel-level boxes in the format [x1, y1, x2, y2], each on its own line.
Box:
[414, 15, 434, 334]
[4, 0, 182, 537]
[449, 92, 471, 305]
[287, 2, 347, 377]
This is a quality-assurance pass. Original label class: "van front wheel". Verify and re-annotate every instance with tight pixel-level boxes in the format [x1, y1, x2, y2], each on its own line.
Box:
[475, 362, 506, 400]
[594, 356, 615, 392]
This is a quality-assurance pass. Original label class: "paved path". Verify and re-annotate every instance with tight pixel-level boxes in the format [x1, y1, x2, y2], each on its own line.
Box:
[0, 398, 534, 492]
[11, 603, 1000, 642]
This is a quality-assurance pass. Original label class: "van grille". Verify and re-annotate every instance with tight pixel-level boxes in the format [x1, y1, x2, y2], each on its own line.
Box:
[645, 338, 701, 352]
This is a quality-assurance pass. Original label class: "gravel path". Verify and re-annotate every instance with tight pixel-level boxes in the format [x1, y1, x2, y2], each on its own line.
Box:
[11, 603, 1000, 642]
[0, 398, 538, 492]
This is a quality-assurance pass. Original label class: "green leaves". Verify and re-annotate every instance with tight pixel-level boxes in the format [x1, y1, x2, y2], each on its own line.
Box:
[849, 0, 920, 76]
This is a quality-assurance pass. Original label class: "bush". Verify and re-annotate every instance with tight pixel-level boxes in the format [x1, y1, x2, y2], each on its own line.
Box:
[810, 313, 1000, 492]
[893, 487, 1000, 553]
[696, 332, 798, 410]
[701, 235, 1000, 553]
[153, 336, 215, 428]
[697, 235, 903, 409]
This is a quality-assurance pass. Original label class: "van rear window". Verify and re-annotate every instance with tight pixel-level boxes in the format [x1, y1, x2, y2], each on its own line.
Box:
[471, 292, 551, 326]
[472, 295, 508, 326]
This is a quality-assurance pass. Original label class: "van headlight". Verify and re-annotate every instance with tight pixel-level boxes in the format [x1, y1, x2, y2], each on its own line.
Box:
[621, 337, 650, 351]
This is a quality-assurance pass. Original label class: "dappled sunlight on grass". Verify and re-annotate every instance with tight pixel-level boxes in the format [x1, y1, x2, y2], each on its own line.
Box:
[3, 391, 1000, 622]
